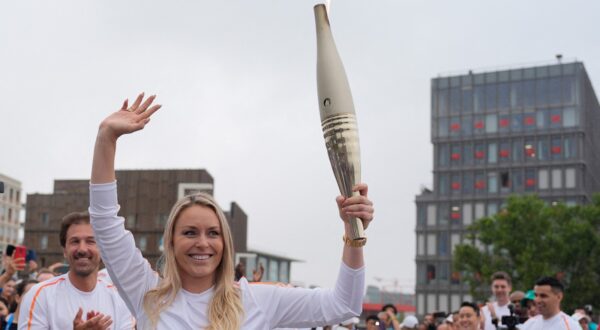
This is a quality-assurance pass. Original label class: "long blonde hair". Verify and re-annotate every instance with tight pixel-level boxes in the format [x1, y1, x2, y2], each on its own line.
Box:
[143, 193, 244, 329]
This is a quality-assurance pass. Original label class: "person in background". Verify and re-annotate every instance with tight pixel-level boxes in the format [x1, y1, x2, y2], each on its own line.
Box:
[35, 268, 55, 283]
[19, 211, 134, 329]
[399, 315, 419, 330]
[366, 315, 381, 330]
[520, 277, 581, 330]
[458, 302, 481, 330]
[482, 271, 513, 330]
[3, 279, 38, 330]
[572, 312, 591, 330]
[378, 304, 400, 330]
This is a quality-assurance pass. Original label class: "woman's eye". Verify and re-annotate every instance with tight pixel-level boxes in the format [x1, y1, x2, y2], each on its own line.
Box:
[183, 231, 196, 236]
[208, 231, 220, 237]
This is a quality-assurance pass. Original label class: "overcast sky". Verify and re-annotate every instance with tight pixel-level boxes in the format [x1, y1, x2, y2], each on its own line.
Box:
[1, 1, 599, 292]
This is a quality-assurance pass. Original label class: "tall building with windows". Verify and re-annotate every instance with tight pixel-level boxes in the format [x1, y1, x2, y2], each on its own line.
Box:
[415, 61, 600, 315]
[0, 173, 22, 252]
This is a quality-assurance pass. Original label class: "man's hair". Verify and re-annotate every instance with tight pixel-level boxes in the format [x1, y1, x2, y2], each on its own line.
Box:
[535, 276, 564, 293]
[460, 302, 480, 316]
[491, 271, 512, 286]
[382, 303, 398, 314]
[366, 315, 380, 322]
[59, 211, 90, 247]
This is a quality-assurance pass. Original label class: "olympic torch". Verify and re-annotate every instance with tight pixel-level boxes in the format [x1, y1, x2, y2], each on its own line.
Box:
[314, 4, 365, 241]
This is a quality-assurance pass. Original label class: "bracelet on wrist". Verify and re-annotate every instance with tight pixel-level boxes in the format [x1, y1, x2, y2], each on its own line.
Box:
[342, 235, 367, 248]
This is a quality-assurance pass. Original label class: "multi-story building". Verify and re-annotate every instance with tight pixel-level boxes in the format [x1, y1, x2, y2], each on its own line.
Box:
[0, 173, 22, 252]
[24, 169, 295, 282]
[414, 61, 600, 315]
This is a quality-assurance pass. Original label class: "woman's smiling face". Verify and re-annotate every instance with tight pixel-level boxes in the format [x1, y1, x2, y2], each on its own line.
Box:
[173, 204, 224, 293]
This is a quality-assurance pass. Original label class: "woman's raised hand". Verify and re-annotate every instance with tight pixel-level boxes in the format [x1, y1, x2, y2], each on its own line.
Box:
[99, 93, 161, 140]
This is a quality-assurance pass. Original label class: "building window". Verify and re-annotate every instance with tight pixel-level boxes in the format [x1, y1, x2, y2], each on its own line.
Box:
[462, 116, 473, 136]
[450, 117, 461, 137]
[549, 108, 562, 128]
[427, 205, 436, 226]
[474, 143, 486, 164]
[138, 236, 147, 252]
[437, 89, 448, 116]
[41, 235, 48, 250]
[463, 172, 473, 195]
[475, 203, 485, 220]
[500, 171, 510, 193]
[427, 234, 436, 256]
[551, 137, 562, 160]
[539, 169, 549, 190]
[451, 233, 461, 255]
[498, 114, 510, 133]
[499, 142, 510, 162]
[156, 213, 168, 228]
[450, 145, 461, 166]
[426, 265, 436, 284]
[525, 140, 536, 159]
[473, 116, 485, 135]
[538, 137, 550, 160]
[525, 169, 536, 192]
[417, 264, 426, 285]
[427, 294, 437, 313]
[268, 259, 279, 282]
[439, 174, 449, 195]
[536, 109, 548, 129]
[439, 293, 449, 312]
[488, 143, 498, 164]
[463, 203, 472, 225]
[417, 205, 426, 227]
[438, 118, 449, 137]
[438, 233, 448, 256]
[417, 294, 425, 315]
[451, 294, 461, 310]
[417, 234, 425, 256]
[126, 215, 136, 228]
[565, 168, 576, 188]
[552, 169, 562, 189]
[485, 114, 497, 133]
[564, 136, 578, 159]
[450, 205, 461, 225]
[463, 144, 473, 166]
[41, 213, 49, 227]
[279, 261, 289, 283]
[451, 174, 461, 194]
[512, 113, 523, 132]
[474, 86, 485, 113]
[487, 202, 498, 217]
[438, 145, 449, 167]
[563, 108, 578, 127]
[485, 84, 497, 111]
[488, 172, 498, 193]
[475, 172, 486, 191]
[512, 139, 523, 162]
[438, 204, 449, 226]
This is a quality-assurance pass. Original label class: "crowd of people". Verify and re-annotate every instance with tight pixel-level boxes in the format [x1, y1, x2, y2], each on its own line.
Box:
[358, 271, 597, 330]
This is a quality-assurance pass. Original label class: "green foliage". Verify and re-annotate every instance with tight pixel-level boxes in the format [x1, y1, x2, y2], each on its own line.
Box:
[453, 195, 600, 311]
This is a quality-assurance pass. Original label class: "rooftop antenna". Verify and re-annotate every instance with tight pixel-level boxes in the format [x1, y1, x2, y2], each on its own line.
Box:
[556, 54, 563, 63]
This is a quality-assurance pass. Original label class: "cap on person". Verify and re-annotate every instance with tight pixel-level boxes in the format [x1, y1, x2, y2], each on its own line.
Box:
[572, 312, 591, 323]
[400, 315, 419, 328]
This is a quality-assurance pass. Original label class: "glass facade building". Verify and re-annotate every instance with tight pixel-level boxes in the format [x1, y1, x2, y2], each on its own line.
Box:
[415, 62, 600, 315]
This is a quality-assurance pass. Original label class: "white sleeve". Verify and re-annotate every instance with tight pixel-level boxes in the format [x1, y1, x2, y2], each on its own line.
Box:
[18, 283, 48, 330]
[249, 262, 364, 329]
[89, 181, 159, 318]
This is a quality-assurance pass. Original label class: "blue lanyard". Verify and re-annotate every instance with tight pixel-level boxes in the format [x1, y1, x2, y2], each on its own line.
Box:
[4, 313, 13, 330]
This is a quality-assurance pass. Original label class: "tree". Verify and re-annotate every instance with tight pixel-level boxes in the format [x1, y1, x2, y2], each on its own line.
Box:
[453, 194, 600, 311]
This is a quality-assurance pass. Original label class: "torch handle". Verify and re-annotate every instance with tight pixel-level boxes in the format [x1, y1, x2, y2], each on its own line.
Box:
[348, 215, 366, 241]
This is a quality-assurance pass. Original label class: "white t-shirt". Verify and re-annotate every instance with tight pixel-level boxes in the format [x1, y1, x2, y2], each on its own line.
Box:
[18, 273, 135, 330]
[89, 181, 365, 330]
[482, 301, 511, 330]
[521, 312, 582, 330]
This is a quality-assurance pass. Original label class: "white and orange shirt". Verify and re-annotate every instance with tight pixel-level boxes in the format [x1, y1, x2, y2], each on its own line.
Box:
[18, 273, 135, 330]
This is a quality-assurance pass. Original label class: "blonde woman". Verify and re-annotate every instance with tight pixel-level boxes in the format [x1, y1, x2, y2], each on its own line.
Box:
[89, 93, 374, 329]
